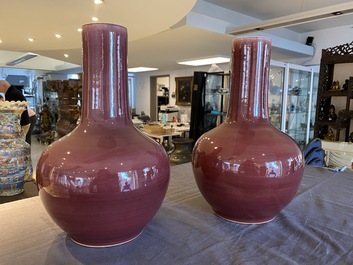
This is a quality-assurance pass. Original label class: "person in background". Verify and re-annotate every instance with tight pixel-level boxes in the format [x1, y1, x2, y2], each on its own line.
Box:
[26, 106, 37, 145]
[0, 80, 30, 139]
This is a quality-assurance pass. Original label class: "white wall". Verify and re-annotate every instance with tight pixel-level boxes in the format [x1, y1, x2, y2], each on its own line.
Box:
[297, 24, 353, 66]
[134, 63, 230, 118]
[0, 67, 49, 84]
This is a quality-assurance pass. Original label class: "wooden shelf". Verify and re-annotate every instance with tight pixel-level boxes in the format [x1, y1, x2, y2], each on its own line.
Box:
[314, 42, 353, 142]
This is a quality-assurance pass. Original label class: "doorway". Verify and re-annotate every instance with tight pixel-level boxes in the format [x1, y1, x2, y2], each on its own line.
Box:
[150, 75, 170, 121]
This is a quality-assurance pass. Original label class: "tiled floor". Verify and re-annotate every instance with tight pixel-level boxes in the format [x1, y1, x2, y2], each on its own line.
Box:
[31, 135, 48, 179]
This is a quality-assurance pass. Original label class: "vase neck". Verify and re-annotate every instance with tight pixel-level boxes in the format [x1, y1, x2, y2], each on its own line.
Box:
[81, 23, 130, 122]
[227, 37, 271, 122]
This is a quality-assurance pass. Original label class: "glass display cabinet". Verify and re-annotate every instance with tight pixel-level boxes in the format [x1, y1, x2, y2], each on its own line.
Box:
[190, 63, 318, 149]
[269, 61, 285, 130]
[190, 71, 230, 143]
[269, 61, 319, 149]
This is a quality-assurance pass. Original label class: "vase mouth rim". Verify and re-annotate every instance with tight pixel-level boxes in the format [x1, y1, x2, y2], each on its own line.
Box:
[82, 22, 127, 31]
[233, 36, 271, 42]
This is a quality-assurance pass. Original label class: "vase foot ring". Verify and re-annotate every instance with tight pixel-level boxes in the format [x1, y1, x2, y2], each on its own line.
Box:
[0, 189, 24, 197]
[214, 212, 275, 225]
[69, 231, 143, 248]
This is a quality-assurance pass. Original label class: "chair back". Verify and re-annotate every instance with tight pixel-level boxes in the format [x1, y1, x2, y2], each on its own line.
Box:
[303, 138, 325, 166]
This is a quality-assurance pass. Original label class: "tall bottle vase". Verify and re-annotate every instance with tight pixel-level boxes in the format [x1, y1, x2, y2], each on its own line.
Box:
[36, 23, 170, 247]
[192, 37, 304, 224]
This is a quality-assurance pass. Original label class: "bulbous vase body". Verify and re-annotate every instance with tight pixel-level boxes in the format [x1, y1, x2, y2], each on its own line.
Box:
[36, 23, 170, 247]
[192, 37, 304, 224]
[0, 101, 31, 196]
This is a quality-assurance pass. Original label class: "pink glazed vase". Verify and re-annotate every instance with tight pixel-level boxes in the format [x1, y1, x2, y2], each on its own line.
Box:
[192, 37, 304, 224]
[36, 23, 170, 247]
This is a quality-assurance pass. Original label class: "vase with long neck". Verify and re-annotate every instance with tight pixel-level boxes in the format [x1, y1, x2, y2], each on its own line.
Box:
[36, 23, 170, 247]
[0, 101, 31, 196]
[192, 37, 304, 224]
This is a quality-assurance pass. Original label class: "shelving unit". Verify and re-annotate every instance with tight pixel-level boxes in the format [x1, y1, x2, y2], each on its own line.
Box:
[314, 41, 353, 142]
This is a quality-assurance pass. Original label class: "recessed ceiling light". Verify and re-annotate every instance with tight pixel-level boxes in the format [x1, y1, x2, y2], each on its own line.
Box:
[0, 40, 2, 43]
[64, 54, 69, 58]
[94, 0, 104, 4]
[77, 28, 82, 32]
[27, 38, 35, 42]
[92, 17, 99, 22]
[55, 34, 62, 39]
[128, 67, 158, 73]
[177, 56, 230, 66]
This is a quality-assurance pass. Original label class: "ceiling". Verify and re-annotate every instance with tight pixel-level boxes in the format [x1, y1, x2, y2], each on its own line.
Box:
[1, 0, 353, 73]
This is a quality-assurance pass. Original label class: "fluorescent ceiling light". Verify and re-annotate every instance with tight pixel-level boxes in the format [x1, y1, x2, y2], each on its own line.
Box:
[227, 2, 353, 35]
[128, 67, 158, 73]
[178, 56, 230, 66]
[6, 53, 38, 66]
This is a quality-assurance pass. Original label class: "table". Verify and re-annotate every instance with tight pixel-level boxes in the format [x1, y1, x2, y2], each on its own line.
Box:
[1, 164, 353, 264]
[143, 131, 182, 151]
[322, 140, 353, 169]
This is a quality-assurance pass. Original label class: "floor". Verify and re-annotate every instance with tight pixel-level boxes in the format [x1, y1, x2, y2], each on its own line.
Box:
[0, 135, 47, 204]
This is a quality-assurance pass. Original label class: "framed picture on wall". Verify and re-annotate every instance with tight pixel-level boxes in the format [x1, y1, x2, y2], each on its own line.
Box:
[175, 76, 193, 106]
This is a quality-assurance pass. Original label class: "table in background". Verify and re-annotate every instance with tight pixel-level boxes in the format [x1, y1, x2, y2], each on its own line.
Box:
[1, 164, 353, 264]
[322, 140, 353, 170]
[143, 131, 182, 151]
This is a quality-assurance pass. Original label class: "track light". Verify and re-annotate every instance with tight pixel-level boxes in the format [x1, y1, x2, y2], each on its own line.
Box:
[227, 2, 353, 35]
[6, 53, 39, 66]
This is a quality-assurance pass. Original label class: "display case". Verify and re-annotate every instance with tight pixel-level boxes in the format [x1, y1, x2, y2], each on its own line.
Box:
[190, 64, 318, 148]
[269, 61, 318, 149]
[189, 71, 230, 143]
[268, 62, 285, 130]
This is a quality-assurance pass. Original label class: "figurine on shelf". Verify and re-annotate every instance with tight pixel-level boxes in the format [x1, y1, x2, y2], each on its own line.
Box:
[289, 86, 301, 95]
[270, 99, 279, 114]
[342, 79, 349, 91]
[330, 80, 341, 91]
[327, 104, 337, 121]
[324, 129, 335, 141]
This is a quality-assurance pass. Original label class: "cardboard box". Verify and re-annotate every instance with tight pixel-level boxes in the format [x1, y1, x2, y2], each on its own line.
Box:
[144, 124, 164, 134]
[163, 128, 174, 134]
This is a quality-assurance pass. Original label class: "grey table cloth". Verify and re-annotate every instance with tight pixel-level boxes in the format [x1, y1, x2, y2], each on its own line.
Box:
[1, 163, 353, 265]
